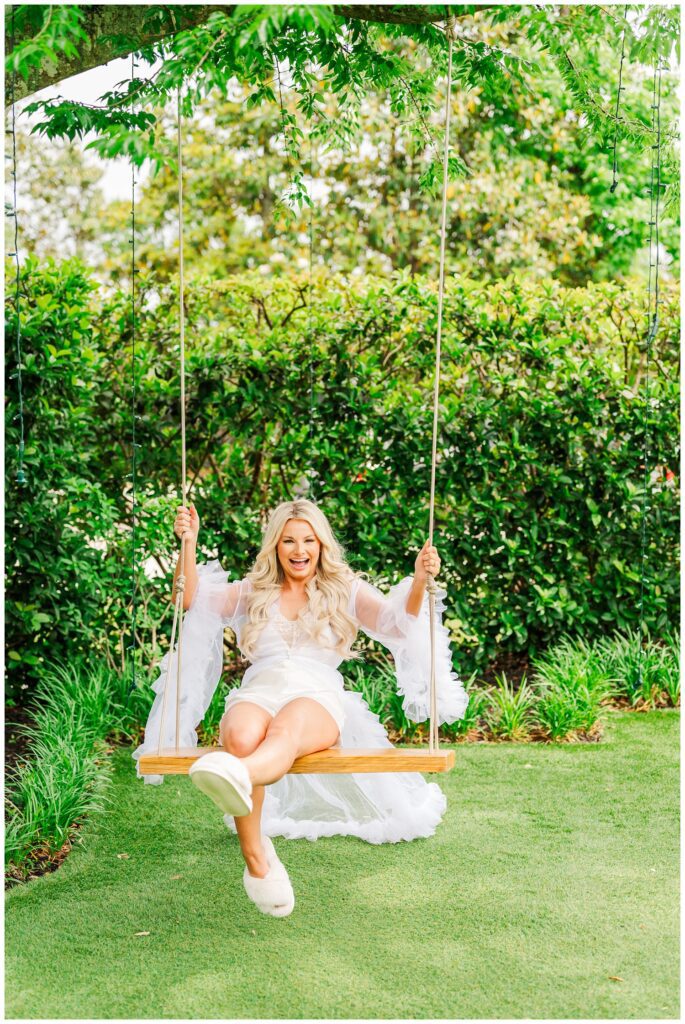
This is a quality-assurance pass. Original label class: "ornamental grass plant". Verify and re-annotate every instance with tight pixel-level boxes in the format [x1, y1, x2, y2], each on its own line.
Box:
[481, 672, 538, 741]
[593, 628, 681, 707]
[5, 659, 143, 883]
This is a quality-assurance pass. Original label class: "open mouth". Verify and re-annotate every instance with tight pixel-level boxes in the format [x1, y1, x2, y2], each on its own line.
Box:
[289, 558, 310, 569]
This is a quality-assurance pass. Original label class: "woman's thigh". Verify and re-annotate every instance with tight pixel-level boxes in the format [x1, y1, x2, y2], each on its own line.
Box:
[267, 697, 340, 757]
[220, 701, 273, 756]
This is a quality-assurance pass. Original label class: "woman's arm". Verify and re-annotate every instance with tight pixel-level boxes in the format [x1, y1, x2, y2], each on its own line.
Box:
[172, 505, 200, 610]
[171, 504, 247, 620]
[351, 546, 468, 726]
[353, 539, 441, 638]
[404, 540, 441, 617]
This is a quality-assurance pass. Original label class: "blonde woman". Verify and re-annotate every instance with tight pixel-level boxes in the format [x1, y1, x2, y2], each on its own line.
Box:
[133, 499, 468, 917]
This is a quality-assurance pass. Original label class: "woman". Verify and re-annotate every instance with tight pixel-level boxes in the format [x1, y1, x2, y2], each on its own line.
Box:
[133, 499, 468, 917]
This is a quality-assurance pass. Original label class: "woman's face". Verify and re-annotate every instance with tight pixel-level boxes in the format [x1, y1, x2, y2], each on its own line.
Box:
[276, 518, 321, 585]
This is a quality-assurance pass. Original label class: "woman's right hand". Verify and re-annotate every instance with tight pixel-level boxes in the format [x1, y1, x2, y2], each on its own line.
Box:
[174, 504, 200, 543]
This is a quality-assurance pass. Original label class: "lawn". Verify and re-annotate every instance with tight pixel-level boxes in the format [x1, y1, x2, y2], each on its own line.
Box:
[5, 709, 679, 1020]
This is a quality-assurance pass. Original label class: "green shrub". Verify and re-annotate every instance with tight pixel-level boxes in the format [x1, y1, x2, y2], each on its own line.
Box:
[4, 258, 127, 698]
[6, 261, 679, 699]
[529, 634, 616, 700]
[344, 659, 423, 739]
[440, 680, 488, 739]
[528, 634, 614, 739]
[662, 632, 681, 706]
[534, 682, 606, 740]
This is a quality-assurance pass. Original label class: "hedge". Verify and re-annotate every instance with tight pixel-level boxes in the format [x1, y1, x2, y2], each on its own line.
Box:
[5, 259, 679, 696]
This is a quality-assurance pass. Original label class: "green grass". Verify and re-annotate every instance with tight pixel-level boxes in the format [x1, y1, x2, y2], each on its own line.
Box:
[5, 710, 679, 1020]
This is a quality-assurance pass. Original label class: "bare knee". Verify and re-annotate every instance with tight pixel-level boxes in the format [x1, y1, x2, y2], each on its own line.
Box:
[264, 719, 299, 754]
[268, 700, 340, 756]
[220, 714, 268, 757]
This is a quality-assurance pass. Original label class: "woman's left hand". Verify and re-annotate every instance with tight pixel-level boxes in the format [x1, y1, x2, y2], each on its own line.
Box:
[414, 539, 440, 582]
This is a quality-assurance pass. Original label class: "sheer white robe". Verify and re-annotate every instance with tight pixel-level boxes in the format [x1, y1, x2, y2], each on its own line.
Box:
[132, 561, 469, 844]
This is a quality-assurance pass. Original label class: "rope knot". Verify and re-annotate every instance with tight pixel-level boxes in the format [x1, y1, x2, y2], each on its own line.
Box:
[445, 16, 458, 42]
[426, 576, 438, 596]
[175, 574, 186, 594]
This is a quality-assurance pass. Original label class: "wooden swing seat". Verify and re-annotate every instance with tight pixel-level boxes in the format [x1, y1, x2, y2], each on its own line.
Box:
[139, 746, 455, 776]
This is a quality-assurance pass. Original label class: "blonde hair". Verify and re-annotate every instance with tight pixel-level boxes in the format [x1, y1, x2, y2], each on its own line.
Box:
[240, 499, 360, 660]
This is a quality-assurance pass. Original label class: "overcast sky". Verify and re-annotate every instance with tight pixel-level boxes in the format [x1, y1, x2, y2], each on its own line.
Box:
[18, 55, 153, 200]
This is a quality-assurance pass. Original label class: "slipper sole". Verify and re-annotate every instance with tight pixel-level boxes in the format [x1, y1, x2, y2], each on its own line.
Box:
[189, 763, 252, 817]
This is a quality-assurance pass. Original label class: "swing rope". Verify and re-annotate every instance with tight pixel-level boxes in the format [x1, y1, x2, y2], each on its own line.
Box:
[427, 14, 456, 753]
[129, 52, 139, 693]
[157, 86, 189, 754]
[306, 85, 317, 502]
[156, 18, 457, 756]
[8, 8, 26, 487]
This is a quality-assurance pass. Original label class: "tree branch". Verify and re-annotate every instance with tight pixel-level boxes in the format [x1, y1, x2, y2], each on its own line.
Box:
[7, 4, 498, 102]
[333, 5, 497, 26]
[6, 5, 237, 102]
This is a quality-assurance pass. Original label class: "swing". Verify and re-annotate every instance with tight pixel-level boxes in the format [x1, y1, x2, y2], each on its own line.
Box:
[138, 20, 460, 778]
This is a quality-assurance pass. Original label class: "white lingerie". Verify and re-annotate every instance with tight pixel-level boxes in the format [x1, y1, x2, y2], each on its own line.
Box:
[223, 663, 347, 734]
[132, 561, 469, 844]
[222, 593, 348, 733]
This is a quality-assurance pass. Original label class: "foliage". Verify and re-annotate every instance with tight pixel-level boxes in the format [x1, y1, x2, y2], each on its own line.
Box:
[5, 4, 89, 83]
[481, 672, 538, 740]
[5, 661, 113, 881]
[439, 683, 490, 740]
[530, 635, 615, 739]
[4, 258, 126, 695]
[10, 5, 527, 163]
[342, 659, 425, 740]
[4, 654, 157, 882]
[5, 261, 679, 698]
[8, 130, 108, 266]
[16, 52, 680, 290]
[592, 627, 681, 708]
[4, 734, 109, 883]
[7, 5, 679, 225]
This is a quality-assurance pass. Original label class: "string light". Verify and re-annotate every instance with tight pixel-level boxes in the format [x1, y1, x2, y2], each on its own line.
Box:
[636, 53, 664, 690]
[8, 8, 26, 486]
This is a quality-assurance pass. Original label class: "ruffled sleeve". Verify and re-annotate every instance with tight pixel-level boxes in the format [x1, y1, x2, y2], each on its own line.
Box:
[131, 560, 247, 785]
[351, 575, 468, 725]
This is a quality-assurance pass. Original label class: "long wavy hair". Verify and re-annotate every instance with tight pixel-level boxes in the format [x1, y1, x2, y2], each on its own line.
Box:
[240, 499, 361, 660]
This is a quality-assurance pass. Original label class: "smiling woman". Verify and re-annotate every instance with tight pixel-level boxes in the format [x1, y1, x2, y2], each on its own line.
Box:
[237, 501, 366, 664]
[278, 519, 320, 585]
[133, 497, 468, 915]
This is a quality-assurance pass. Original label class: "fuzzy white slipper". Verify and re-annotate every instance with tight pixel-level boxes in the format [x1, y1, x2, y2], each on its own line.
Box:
[243, 835, 295, 917]
[188, 751, 253, 817]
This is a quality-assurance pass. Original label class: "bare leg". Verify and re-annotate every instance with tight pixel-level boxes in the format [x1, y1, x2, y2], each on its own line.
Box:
[220, 703, 272, 878]
[234, 785, 268, 877]
[241, 697, 341, 787]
